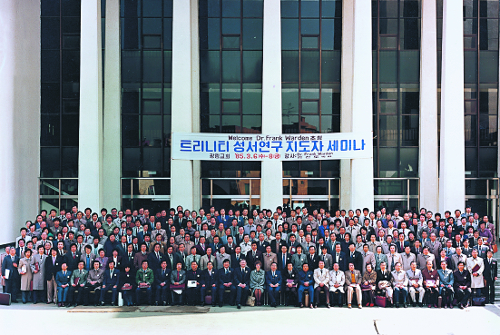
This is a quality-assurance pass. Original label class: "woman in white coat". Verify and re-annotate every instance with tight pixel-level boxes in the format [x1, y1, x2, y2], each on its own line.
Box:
[32, 245, 48, 303]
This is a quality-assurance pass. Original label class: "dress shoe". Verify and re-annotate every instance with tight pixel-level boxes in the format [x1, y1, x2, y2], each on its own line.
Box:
[412, 302, 416, 307]
[100, 301, 105, 306]
[358, 304, 362, 309]
[403, 303, 407, 308]
[459, 304, 464, 309]
[212, 303, 216, 307]
[201, 302, 205, 306]
[370, 303, 374, 307]
[219, 304, 223, 308]
[348, 304, 352, 309]
[309, 304, 314, 309]
[58, 303, 62, 307]
[237, 304, 241, 309]
[418, 303, 423, 307]
[395, 304, 399, 308]
[300, 303, 304, 308]
[326, 304, 330, 309]
[154, 301, 159, 306]
[111, 302, 115, 306]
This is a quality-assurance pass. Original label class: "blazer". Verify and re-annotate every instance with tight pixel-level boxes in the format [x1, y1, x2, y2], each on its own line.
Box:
[298, 270, 314, 286]
[64, 252, 82, 271]
[484, 257, 498, 283]
[283, 268, 298, 286]
[1, 254, 20, 279]
[55, 270, 72, 286]
[291, 253, 308, 272]
[200, 268, 218, 287]
[344, 269, 362, 286]
[234, 266, 251, 286]
[195, 243, 208, 256]
[270, 239, 288, 255]
[217, 267, 234, 286]
[155, 267, 171, 285]
[266, 270, 282, 287]
[103, 269, 120, 287]
[318, 253, 334, 270]
[277, 252, 293, 271]
[417, 253, 436, 271]
[332, 251, 347, 271]
[400, 252, 416, 272]
[306, 253, 320, 270]
[185, 254, 201, 270]
[200, 254, 217, 271]
[346, 250, 363, 272]
[87, 268, 104, 284]
[386, 253, 403, 272]
[45, 255, 64, 280]
[245, 250, 263, 270]
[147, 251, 164, 271]
[453, 269, 471, 290]
[186, 269, 202, 287]
[69, 269, 88, 286]
[313, 267, 330, 288]
[262, 252, 278, 272]
[376, 269, 393, 285]
[119, 270, 136, 289]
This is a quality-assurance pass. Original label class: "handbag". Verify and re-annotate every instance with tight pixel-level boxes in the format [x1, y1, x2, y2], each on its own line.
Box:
[246, 292, 255, 307]
[170, 284, 185, 290]
[375, 295, 386, 307]
[492, 244, 498, 254]
[472, 296, 486, 306]
[360, 283, 373, 291]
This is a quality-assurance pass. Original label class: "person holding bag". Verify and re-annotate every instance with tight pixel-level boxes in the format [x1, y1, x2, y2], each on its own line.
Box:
[361, 263, 376, 306]
[18, 249, 33, 304]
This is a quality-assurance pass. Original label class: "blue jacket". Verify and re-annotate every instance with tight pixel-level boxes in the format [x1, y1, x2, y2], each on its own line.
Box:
[298, 270, 314, 286]
[201, 268, 218, 287]
[234, 266, 251, 286]
[155, 268, 171, 285]
[217, 267, 234, 286]
[265, 270, 282, 287]
[55, 270, 72, 286]
[103, 269, 120, 287]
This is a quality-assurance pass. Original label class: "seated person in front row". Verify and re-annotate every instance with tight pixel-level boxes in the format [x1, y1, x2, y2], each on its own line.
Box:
[200, 261, 217, 306]
[345, 262, 362, 309]
[297, 263, 314, 308]
[217, 259, 236, 307]
[313, 260, 330, 308]
[136, 260, 154, 305]
[266, 262, 281, 308]
[437, 260, 454, 309]
[329, 262, 345, 307]
[84, 260, 104, 306]
[170, 262, 186, 305]
[120, 265, 135, 306]
[250, 261, 265, 306]
[453, 261, 471, 309]
[406, 261, 425, 307]
[99, 260, 120, 306]
[155, 260, 171, 306]
[283, 262, 298, 306]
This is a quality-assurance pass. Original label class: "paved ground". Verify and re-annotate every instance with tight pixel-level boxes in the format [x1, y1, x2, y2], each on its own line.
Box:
[1, 302, 499, 334]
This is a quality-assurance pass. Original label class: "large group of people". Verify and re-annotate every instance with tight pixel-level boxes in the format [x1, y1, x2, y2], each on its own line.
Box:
[1, 205, 497, 310]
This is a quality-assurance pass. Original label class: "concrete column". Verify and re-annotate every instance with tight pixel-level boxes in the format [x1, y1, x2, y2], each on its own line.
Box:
[171, 0, 200, 210]
[0, 0, 40, 244]
[103, 0, 122, 211]
[439, 0, 465, 212]
[340, 0, 354, 211]
[350, 0, 374, 211]
[79, 0, 103, 212]
[191, 0, 201, 211]
[261, 0, 283, 211]
[419, 0, 439, 213]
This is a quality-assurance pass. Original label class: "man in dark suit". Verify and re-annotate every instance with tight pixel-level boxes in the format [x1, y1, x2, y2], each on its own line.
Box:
[154, 260, 171, 306]
[200, 261, 217, 306]
[99, 261, 120, 306]
[306, 246, 320, 270]
[346, 243, 363, 272]
[266, 262, 282, 307]
[278, 245, 292, 272]
[185, 261, 202, 306]
[484, 250, 498, 304]
[217, 259, 235, 307]
[64, 244, 81, 271]
[332, 244, 347, 271]
[234, 258, 251, 309]
[195, 237, 208, 256]
[396, 234, 409, 253]
[45, 248, 63, 304]
[245, 242, 263, 270]
[283, 262, 298, 306]
[173, 245, 187, 269]
[147, 244, 164, 271]
[453, 261, 472, 309]
[1, 248, 20, 303]
[231, 246, 245, 269]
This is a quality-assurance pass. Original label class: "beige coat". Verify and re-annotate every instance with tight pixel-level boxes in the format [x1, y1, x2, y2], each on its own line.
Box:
[18, 257, 33, 291]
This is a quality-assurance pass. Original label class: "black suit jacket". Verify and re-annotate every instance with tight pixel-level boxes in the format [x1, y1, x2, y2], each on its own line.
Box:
[44, 255, 64, 280]
[307, 253, 319, 270]
[231, 253, 245, 269]
[245, 250, 263, 270]
[64, 252, 82, 271]
[484, 258, 498, 283]
[256, 241, 269, 253]
[186, 269, 202, 286]
[147, 252, 164, 271]
[155, 267, 171, 285]
[376, 270, 392, 284]
[346, 250, 363, 272]
[201, 268, 218, 287]
[277, 252, 292, 271]
[332, 251, 347, 271]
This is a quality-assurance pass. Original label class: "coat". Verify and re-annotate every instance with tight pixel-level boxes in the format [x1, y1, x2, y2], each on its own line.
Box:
[466, 256, 485, 288]
[18, 257, 33, 291]
[249, 269, 265, 293]
[31, 253, 47, 290]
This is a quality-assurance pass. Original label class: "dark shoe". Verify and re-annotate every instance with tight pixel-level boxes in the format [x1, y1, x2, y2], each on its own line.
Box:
[459, 304, 464, 309]
[100, 301, 105, 306]
[154, 301, 159, 306]
[58, 303, 62, 307]
[219, 304, 223, 308]
[300, 303, 304, 308]
[201, 302, 205, 306]
[403, 303, 407, 308]
[309, 304, 314, 309]
[212, 303, 216, 307]
[237, 304, 241, 309]
[395, 304, 399, 308]
[111, 302, 115, 306]
[163, 301, 168, 306]
[326, 304, 330, 309]
[418, 303, 423, 307]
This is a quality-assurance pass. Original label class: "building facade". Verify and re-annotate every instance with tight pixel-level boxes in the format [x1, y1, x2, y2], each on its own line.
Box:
[1, 0, 499, 244]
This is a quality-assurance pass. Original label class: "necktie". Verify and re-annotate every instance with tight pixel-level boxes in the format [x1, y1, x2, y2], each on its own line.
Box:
[282, 254, 286, 268]
[391, 255, 395, 271]
[86, 256, 90, 270]
[80, 270, 82, 275]
[225, 269, 228, 275]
